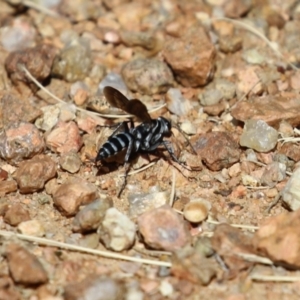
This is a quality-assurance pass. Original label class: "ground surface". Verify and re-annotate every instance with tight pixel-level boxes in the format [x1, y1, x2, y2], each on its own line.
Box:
[1, 0, 300, 299]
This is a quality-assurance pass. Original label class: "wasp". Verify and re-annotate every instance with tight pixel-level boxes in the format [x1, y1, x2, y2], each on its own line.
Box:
[96, 86, 195, 197]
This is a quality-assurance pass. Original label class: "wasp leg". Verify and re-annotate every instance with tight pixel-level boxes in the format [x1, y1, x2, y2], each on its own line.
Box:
[161, 140, 192, 171]
[117, 137, 134, 198]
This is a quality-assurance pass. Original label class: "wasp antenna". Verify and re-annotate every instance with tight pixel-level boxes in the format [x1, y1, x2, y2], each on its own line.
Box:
[171, 122, 197, 155]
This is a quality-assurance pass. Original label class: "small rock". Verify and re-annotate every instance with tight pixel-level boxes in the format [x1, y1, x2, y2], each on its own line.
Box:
[35, 104, 61, 131]
[98, 72, 128, 96]
[228, 162, 241, 177]
[242, 48, 266, 65]
[159, 280, 173, 297]
[0, 168, 8, 180]
[231, 94, 300, 127]
[59, 151, 82, 174]
[70, 82, 89, 106]
[72, 197, 113, 233]
[166, 88, 191, 116]
[163, 25, 215, 87]
[279, 143, 300, 162]
[254, 209, 300, 268]
[0, 275, 20, 300]
[1, 18, 36, 52]
[52, 38, 92, 82]
[241, 173, 259, 187]
[120, 30, 160, 50]
[121, 58, 174, 95]
[199, 88, 223, 106]
[211, 224, 255, 274]
[137, 204, 191, 251]
[128, 190, 169, 218]
[282, 167, 300, 211]
[17, 219, 45, 237]
[215, 78, 236, 100]
[222, 0, 252, 18]
[46, 121, 82, 154]
[0, 93, 42, 129]
[13, 154, 56, 193]
[78, 233, 100, 249]
[290, 72, 300, 90]
[6, 243, 48, 285]
[260, 162, 286, 187]
[0, 122, 45, 164]
[5, 44, 57, 88]
[240, 120, 278, 152]
[64, 276, 125, 300]
[183, 199, 211, 223]
[4, 204, 30, 226]
[191, 132, 241, 171]
[171, 246, 217, 285]
[219, 34, 243, 53]
[98, 207, 136, 251]
[53, 179, 98, 216]
[180, 121, 196, 135]
[236, 66, 263, 96]
[0, 180, 18, 195]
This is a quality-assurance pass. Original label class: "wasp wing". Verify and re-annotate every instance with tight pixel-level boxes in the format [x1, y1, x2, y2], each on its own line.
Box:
[103, 86, 152, 122]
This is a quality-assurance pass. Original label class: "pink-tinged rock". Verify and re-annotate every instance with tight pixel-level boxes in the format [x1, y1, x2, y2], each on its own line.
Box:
[0, 276, 20, 300]
[231, 94, 300, 127]
[163, 25, 216, 87]
[137, 204, 191, 251]
[0, 180, 17, 195]
[0, 122, 45, 164]
[279, 143, 300, 162]
[5, 44, 57, 87]
[64, 275, 125, 300]
[253, 209, 300, 268]
[236, 66, 263, 96]
[223, 0, 252, 18]
[0, 93, 42, 128]
[13, 154, 56, 193]
[53, 179, 98, 216]
[4, 204, 30, 226]
[46, 121, 82, 154]
[6, 243, 48, 285]
[191, 132, 241, 171]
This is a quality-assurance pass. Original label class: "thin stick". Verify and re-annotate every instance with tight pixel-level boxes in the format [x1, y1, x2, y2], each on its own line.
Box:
[118, 162, 156, 177]
[213, 17, 299, 71]
[0, 230, 171, 267]
[22, 0, 60, 17]
[236, 253, 273, 265]
[21, 65, 166, 119]
[206, 219, 259, 231]
[169, 169, 176, 207]
[251, 274, 300, 282]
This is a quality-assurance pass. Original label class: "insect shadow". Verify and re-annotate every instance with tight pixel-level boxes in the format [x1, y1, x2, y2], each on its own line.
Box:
[95, 86, 197, 197]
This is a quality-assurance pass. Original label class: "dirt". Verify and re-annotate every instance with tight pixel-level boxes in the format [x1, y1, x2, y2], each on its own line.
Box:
[1, 0, 300, 299]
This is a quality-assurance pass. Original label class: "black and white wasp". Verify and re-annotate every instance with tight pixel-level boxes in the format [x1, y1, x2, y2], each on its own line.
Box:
[96, 86, 194, 197]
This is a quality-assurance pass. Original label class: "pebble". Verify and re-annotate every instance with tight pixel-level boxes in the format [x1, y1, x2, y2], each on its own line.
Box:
[0, 93, 42, 128]
[46, 121, 82, 154]
[35, 104, 61, 131]
[0, 275, 20, 300]
[128, 190, 169, 218]
[5, 44, 57, 87]
[6, 243, 48, 285]
[183, 199, 211, 223]
[236, 66, 263, 96]
[215, 78, 236, 100]
[1, 18, 36, 52]
[137, 204, 191, 251]
[163, 25, 215, 87]
[72, 197, 113, 233]
[211, 224, 254, 272]
[52, 38, 92, 82]
[98, 207, 136, 251]
[191, 131, 241, 171]
[254, 208, 300, 268]
[223, 0, 252, 18]
[78, 233, 100, 249]
[282, 167, 300, 211]
[232, 94, 300, 128]
[4, 203, 30, 226]
[260, 162, 286, 187]
[242, 48, 266, 65]
[98, 72, 128, 96]
[199, 88, 223, 106]
[241, 173, 259, 187]
[159, 280, 174, 297]
[64, 276, 125, 300]
[59, 151, 82, 174]
[180, 121, 196, 135]
[17, 219, 45, 237]
[166, 88, 191, 116]
[13, 154, 56, 193]
[121, 58, 174, 95]
[279, 143, 300, 162]
[219, 34, 243, 53]
[240, 120, 278, 152]
[0, 122, 45, 164]
[120, 30, 159, 50]
[0, 180, 18, 195]
[70, 81, 90, 106]
[53, 179, 98, 216]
